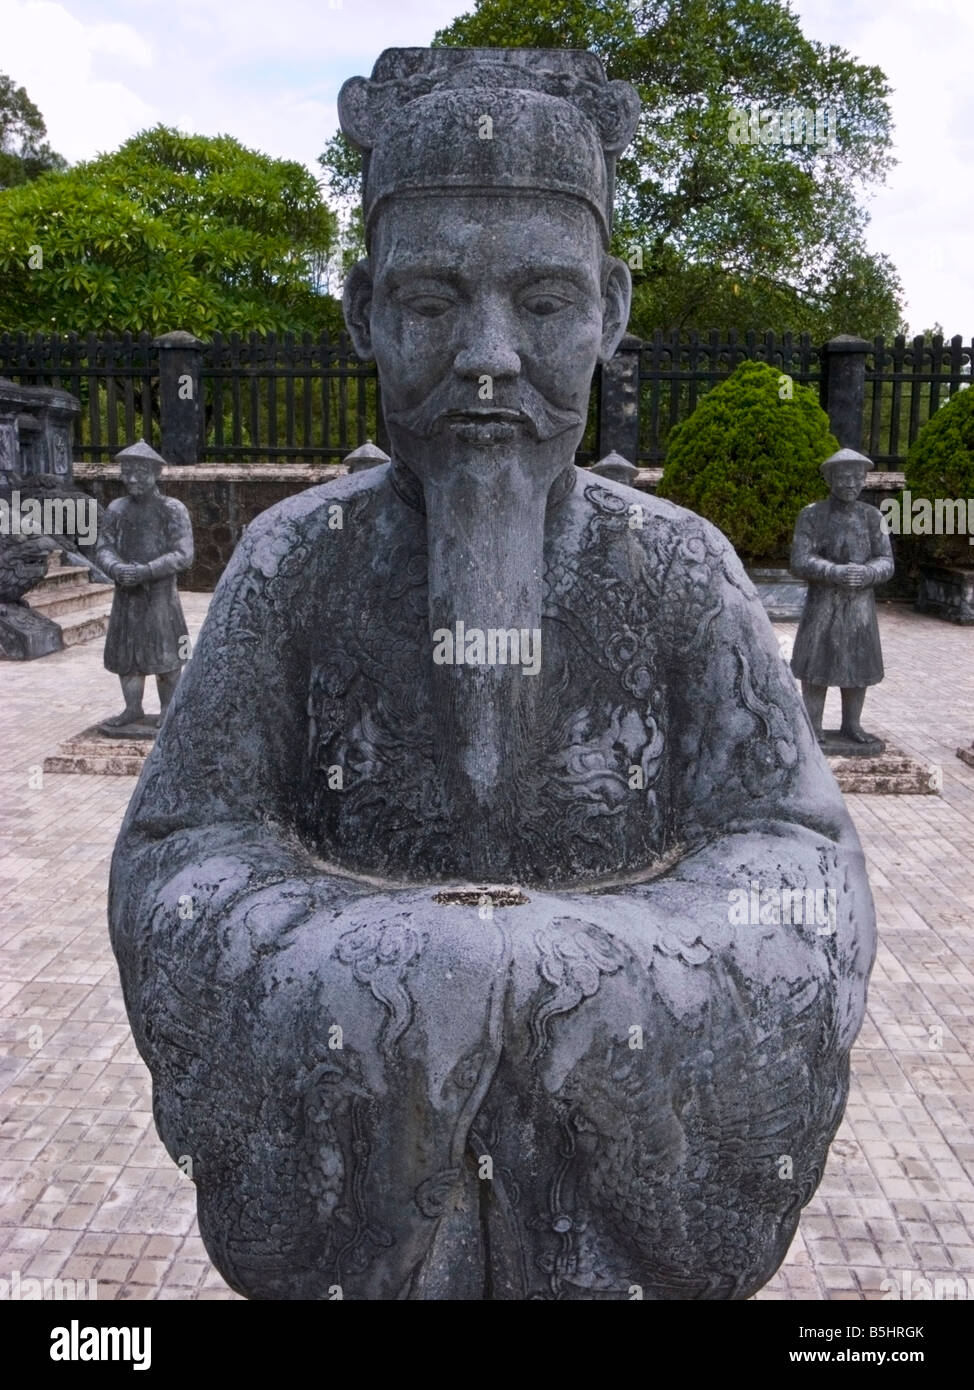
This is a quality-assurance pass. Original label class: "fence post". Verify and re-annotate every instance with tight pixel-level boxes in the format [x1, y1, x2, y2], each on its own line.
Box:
[820, 335, 869, 450]
[597, 332, 642, 462]
[154, 330, 204, 464]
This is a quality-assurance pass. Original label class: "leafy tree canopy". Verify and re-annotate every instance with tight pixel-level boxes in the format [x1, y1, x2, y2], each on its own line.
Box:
[0, 126, 342, 336]
[320, 0, 905, 340]
[0, 72, 68, 189]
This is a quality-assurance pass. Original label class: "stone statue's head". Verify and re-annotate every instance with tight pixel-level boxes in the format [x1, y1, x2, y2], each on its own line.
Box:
[821, 448, 870, 503]
[339, 48, 640, 485]
[337, 50, 641, 841]
[115, 440, 165, 502]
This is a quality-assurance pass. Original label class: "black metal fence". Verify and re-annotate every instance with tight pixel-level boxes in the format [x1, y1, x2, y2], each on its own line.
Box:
[0, 328, 969, 468]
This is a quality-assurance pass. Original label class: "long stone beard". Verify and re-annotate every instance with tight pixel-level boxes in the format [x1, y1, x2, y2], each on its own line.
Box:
[412, 421, 580, 880]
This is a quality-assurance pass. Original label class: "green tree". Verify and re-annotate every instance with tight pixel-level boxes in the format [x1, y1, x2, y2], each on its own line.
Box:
[321, 0, 905, 338]
[0, 126, 342, 335]
[0, 73, 67, 189]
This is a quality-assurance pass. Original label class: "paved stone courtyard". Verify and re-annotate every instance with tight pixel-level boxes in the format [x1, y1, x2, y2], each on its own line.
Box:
[1, 595, 972, 1301]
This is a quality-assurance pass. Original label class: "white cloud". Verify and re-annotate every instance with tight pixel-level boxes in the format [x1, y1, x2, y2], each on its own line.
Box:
[793, 0, 974, 334]
[2, 2, 157, 161]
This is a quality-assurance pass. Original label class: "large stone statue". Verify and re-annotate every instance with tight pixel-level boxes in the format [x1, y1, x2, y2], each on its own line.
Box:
[790, 448, 894, 754]
[94, 441, 193, 735]
[108, 48, 877, 1300]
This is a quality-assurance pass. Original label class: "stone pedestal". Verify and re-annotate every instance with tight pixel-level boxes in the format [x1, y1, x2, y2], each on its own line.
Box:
[828, 746, 941, 795]
[44, 724, 156, 776]
[957, 743, 974, 769]
[0, 602, 64, 659]
[749, 567, 808, 621]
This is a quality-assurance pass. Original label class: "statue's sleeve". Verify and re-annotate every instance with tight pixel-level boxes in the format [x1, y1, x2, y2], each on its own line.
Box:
[864, 506, 895, 586]
[790, 505, 839, 583]
[108, 504, 364, 1067]
[93, 503, 124, 580]
[144, 499, 194, 581]
[624, 523, 875, 1055]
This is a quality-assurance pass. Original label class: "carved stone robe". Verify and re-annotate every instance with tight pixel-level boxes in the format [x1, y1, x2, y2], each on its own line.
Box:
[108, 463, 876, 1300]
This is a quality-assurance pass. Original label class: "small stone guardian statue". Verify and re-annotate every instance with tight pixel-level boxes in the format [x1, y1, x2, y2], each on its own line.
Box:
[790, 448, 894, 753]
[94, 440, 193, 735]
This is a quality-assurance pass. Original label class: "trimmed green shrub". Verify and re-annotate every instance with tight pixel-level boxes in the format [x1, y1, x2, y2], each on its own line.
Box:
[658, 359, 837, 565]
[902, 386, 974, 567]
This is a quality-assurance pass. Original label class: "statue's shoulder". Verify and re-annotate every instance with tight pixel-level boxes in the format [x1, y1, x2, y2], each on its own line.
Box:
[216, 465, 392, 599]
[160, 494, 191, 523]
[796, 498, 827, 523]
[573, 468, 741, 577]
[568, 471, 759, 645]
[242, 465, 389, 544]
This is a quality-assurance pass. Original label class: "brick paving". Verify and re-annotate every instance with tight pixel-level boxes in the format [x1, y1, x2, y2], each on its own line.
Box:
[1, 596, 972, 1301]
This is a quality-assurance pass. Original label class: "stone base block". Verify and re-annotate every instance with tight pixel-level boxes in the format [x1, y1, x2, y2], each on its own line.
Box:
[43, 724, 155, 776]
[828, 744, 941, 795]
[957, 744, 974, 769]
[0, 602, 64, 659]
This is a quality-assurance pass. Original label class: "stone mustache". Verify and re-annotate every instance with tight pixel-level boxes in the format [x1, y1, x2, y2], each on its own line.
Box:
[108, 48, 877, 1300]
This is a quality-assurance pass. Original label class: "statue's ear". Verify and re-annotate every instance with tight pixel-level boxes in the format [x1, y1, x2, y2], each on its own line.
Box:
[599, 256, 632, 363]
[343, 260, 374, 360]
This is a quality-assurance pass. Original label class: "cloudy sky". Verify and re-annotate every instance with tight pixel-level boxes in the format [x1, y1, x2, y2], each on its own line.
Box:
[2, 0, 971, 335]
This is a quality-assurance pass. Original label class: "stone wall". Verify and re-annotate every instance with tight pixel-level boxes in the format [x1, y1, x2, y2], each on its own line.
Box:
[75, 462, 915, 597]
[75, 464, 342, 591]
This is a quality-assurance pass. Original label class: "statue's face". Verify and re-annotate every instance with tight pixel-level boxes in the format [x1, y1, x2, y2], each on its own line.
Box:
[828, 463, 866, 503]
[361, 193, 616, 473]
[121, 460, 160, 500]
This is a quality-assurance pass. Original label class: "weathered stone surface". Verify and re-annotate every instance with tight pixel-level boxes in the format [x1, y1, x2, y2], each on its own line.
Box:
[0, 531, 65, 659]
[108, 47, 877, 1301]
[915, 563, 974, 625]
[829, 747, 942, 795]
[44, 724, 155, 775]
[957, 742, 974, 769]
[749, 566, 808, 621]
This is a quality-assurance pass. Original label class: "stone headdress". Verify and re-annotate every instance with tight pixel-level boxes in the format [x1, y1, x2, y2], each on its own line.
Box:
[337, 48, 641, 249]
[820, 447, 872, 479]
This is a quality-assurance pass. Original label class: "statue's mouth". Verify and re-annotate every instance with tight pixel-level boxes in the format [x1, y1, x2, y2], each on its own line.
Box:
[445, 409, 526, 445]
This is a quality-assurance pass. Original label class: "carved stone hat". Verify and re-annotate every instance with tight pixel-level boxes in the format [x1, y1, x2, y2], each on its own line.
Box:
[821, 447, 872, 479]
[338, 47, 641, 248]
[115, 439, 166, 473]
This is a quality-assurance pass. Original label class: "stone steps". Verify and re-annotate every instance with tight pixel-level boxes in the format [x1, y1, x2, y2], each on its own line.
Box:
[21, 550, 114, 645]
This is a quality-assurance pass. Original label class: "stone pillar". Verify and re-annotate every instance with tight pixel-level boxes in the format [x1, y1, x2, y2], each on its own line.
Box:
[344, 439, 390, 473]
[821, 335, 870, 450]
[16, 415, 42, 475]
[37, 391, 81, 479]
[597, 333, 642, 463]
[154, 331, 205, 464]
[590, 449, 638, 484]
[0, 412, 17, 476]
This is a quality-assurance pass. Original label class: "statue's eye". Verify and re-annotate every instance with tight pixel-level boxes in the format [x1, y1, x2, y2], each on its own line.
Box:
[521, 293, 573, 316]
[403, 295, 454, 318]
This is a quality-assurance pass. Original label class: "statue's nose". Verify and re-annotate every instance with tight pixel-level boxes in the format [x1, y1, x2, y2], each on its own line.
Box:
[452, 299, 521, 380]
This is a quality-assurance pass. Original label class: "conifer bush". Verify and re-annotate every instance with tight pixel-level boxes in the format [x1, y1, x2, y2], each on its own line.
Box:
[902, 385, 974, 567]
[658, 359, 837, 564]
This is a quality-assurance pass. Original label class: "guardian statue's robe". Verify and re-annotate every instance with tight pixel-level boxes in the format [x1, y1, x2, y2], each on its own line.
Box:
[109, 462, 876, 1300]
